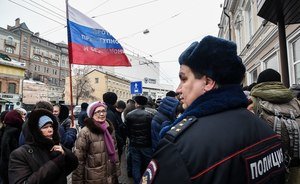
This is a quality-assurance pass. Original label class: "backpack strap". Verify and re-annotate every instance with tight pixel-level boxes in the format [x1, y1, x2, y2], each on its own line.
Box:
[286, 112, 300, 159]
[274, 109, 282, 135]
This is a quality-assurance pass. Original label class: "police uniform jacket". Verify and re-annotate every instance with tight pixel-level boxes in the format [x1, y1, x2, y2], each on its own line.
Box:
[143, 85, 285, 184]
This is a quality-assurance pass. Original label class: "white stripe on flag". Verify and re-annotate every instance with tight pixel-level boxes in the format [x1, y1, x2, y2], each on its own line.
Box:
[68, 5, 103, 29]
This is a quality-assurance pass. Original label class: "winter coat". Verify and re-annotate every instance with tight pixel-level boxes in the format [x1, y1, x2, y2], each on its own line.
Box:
[8, 109, 78, 184]
[151, 97, 179, 151]
[58, 117, 77, 149]
[72, 118, 120, 184]
[251, 82, 294, 105]
[144, 85, 286, 184]
[106, 104, 125, 153]
[78, 110, 88, 128]
[125, 106, 155, 147]
[0, 110, 23, 184]
[58, 105, 77, 149]
[0, 126, 21, 183]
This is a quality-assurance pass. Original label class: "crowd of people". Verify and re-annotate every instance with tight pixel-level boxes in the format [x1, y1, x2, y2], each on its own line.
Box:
[0, 35, 300, 184]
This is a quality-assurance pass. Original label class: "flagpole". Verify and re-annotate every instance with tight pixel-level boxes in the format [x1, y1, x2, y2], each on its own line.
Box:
[66, 0, 75, 127]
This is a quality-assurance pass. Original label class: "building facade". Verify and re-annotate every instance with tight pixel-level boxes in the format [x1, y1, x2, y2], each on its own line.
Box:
[0, 18, 69, 106]
[218, 0, 300, 86]
[0, 53, 26, 112]
[114, 54, 174, 99]
[64, 69, 131, 105]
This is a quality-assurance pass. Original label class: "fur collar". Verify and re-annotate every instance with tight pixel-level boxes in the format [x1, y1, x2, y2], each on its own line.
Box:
[160, 85, 248, 137]
[251, 82, 294, 103]
[85, 118, 114, 135]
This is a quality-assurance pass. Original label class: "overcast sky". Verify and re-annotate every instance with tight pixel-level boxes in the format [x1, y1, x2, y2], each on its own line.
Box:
[0, 0, 224, 88]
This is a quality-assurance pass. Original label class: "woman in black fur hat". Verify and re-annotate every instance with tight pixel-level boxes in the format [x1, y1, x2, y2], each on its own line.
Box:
[8, 109, 78, 184]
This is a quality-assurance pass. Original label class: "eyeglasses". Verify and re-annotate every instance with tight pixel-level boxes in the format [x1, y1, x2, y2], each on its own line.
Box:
[94, 110, 107, 114]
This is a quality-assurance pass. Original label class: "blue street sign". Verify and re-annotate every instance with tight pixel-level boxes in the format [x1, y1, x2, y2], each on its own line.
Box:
[130, 81, 143, 94]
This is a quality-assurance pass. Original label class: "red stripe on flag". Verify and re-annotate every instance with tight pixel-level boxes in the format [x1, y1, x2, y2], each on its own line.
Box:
[68, 42, 131, 66]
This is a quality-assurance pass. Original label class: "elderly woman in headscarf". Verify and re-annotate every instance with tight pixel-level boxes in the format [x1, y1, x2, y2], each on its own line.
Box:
[8, 109, 78, 183]
[72, 101, 120, 184]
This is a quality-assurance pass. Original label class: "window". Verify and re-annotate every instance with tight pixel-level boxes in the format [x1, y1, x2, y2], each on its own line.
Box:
[8, 83, 16, 93]
[7, 36, 14, 45]
[235, 15, 243, 53]
[33, 55, 40, 61]
[293, 37, 300, 84]
[34, 47, 41, 54]
[245, 2, 253, 41]
[0, 81, 2, 92]
[250, 68, 258, 83]
[264, 54, 278, 71]
[23, 36, 28, 43]
[5, 47, 13, 54]
[95, 78, 99, 83]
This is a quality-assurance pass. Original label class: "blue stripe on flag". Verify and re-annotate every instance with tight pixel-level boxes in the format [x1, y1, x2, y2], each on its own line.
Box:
[68, 20, 123, 49]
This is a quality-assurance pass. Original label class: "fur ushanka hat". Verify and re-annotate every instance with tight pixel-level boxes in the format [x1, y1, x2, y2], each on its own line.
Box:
[179, 35, 245, 85]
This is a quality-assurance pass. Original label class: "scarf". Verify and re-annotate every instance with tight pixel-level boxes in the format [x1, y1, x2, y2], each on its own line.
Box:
[95, 120, 116, 163]
[160, 85, 248, 137]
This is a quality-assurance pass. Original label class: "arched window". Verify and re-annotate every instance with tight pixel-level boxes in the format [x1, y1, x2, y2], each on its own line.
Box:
[7, 36, 14, 43]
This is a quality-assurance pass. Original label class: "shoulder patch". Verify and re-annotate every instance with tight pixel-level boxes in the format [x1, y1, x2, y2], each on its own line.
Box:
[141, 160, 158, 184]
[166, 116, 197, 142]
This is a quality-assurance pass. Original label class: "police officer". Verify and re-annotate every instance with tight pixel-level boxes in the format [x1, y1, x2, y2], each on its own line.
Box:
[142, 36, 285, 184]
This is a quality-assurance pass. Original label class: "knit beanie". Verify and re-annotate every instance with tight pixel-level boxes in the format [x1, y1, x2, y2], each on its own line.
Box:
[134, 95, 148, 105]
[103, 92, 118, 105]
[257, 68, 281, 84]
[3, 110, 24, 128]
[179, 35, 245, 85]
[86, 101, 107, 118]
[166, 91, 177, 97]
[38, 115, 53, 128]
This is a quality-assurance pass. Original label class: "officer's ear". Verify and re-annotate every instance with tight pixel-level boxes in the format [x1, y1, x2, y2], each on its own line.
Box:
[204, 76, 216, 92]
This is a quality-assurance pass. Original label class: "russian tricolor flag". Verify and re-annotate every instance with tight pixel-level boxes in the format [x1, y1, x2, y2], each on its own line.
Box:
[67, 4, 131, 66]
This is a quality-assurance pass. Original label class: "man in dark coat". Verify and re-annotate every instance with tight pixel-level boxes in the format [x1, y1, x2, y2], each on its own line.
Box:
[103, 92, 125, 160]
[142, 36, 286, 184]
[57, 104, 77, 149]
[78, 102, 88, 128]
[125, 95, 155, 184]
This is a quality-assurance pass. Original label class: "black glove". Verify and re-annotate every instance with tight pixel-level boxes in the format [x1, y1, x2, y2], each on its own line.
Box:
[51, 152, 65, 168]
